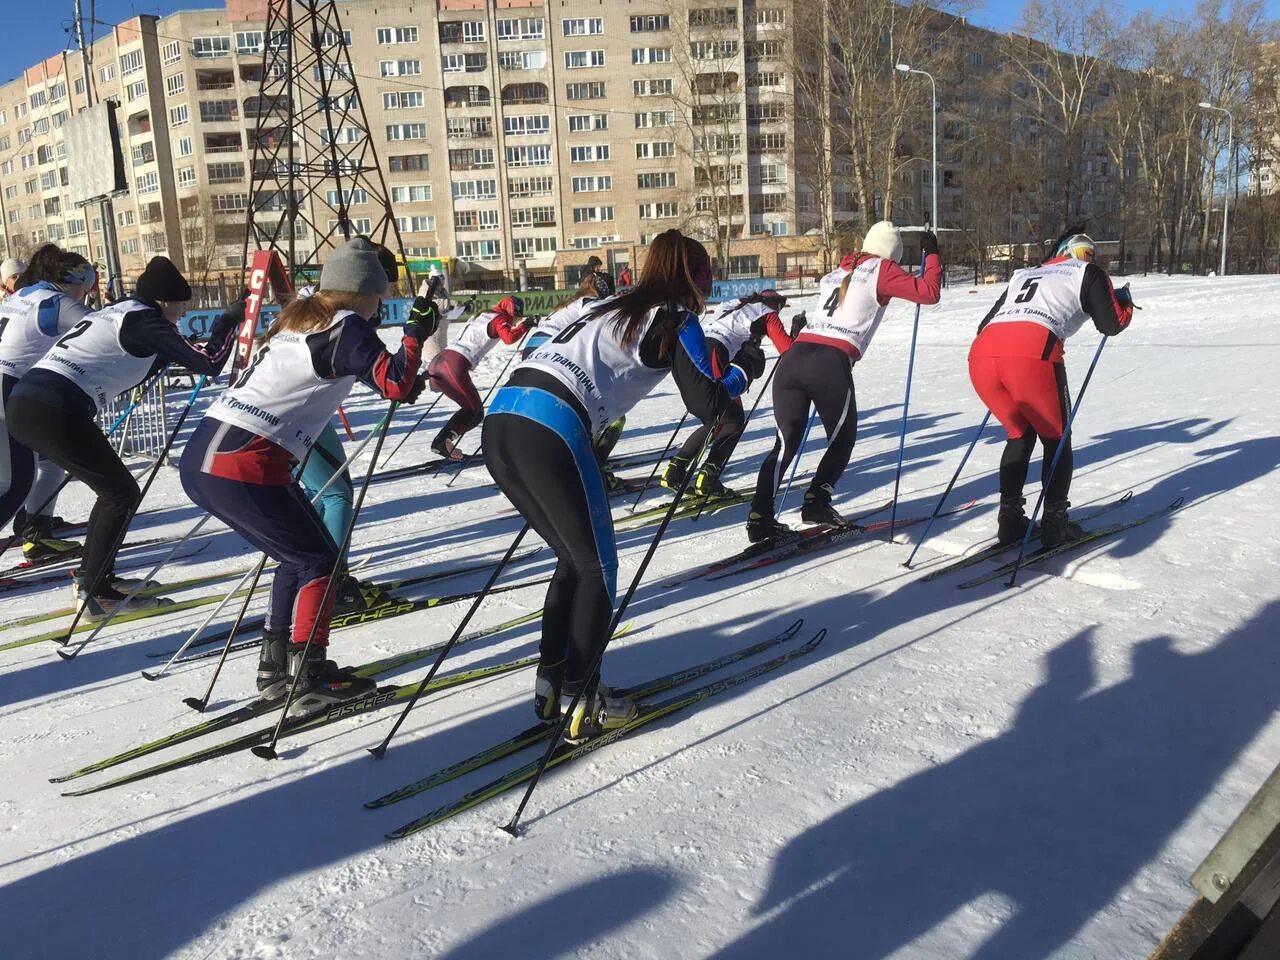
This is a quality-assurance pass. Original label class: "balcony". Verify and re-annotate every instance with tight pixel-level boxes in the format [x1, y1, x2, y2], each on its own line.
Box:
[196, 70, 236, 92]
[204, 133, 243, 154]
[444, 85, 492, 110]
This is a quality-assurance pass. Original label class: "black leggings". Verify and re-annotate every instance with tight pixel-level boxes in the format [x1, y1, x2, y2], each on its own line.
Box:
[483, 395, 616, 696]
[999, 364, 1073, 504]
[753, 341, 858, 513]
[675, 340, 746, 471]
[6, 390, 138, 590]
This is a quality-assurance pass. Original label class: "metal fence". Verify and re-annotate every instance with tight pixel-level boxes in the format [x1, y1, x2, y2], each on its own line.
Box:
[96, 375, 172, 463]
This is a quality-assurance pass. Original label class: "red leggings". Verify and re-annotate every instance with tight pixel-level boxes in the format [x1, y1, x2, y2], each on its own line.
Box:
[428, 349, 484, 443]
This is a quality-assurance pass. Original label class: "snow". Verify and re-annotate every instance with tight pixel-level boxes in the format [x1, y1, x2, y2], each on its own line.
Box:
[2, 273, 1279, 959]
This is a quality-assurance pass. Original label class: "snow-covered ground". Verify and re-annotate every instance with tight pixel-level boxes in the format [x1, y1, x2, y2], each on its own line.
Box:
[1, 273, 1278, 960]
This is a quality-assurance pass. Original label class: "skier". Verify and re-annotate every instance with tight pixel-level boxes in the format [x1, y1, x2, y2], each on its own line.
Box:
[179, 238, 434, 707]
[661, 289, 795, 497]
[748, 222, 942, 543]
[484, 229, 764, 740]
[2, 257, 27, 298]
[427, 295, 531, 460]
[5, 256, 238, 615]
[0, 246, 96, 561]
[968, 231, 1134, 546]
[521, 268, 615, 360]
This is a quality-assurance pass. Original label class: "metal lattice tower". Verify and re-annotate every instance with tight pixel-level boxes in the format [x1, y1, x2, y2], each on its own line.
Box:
[242, 0, 407, 288]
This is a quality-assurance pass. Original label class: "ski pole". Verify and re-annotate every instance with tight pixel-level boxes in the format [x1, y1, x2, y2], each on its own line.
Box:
[367, 521, 532, 759]
[378, 391, 446, 470]
[139, 413, 390, 681]
[889, 248, 928, 540]
[628, 410, 688, 512]
[253, 403, 399, 760]
[777, 409, 816, 516]
[501, 416, 722, 836]
[57, 376, 209, 659]
[903, 411, 991, 568]
[443, 330, 530, 489]
[1005, 335, 1108, 588]
[179, 555, 268, 711]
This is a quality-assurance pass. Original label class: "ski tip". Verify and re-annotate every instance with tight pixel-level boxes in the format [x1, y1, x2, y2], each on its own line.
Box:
[250, 745, 278, 761]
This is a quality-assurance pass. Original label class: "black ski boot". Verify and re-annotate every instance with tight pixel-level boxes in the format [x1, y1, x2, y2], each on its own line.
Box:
[692, 464, 729, 498]
[333, 573, 391, 616]
[660, 456, 690, 491]
[256, 628, 291, 700]
[746, 506, 791, 544]
[431, 430, 464, 462]
[801, 484, 851, 528]
[997, 496, 1035, 545]
[286, 643, 376, 711]
[1040, 500, 1085, 549]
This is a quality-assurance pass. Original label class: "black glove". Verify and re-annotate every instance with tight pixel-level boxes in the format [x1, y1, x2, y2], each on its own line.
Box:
[789, 311, 807, 340]
[731, 340, 766, 382]
[209, 297, 247, 347]
[920, 231, 939, 256]
[749, 314, 770, 339]
[405, 295, 440, 341]
[404, 373, 428, 404]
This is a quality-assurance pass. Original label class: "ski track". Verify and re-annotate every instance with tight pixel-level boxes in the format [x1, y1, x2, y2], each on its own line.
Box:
[1, 274, 1278, 959]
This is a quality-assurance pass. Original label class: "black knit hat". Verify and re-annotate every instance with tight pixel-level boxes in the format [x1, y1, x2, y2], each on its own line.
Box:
[136, 256, 192, 303]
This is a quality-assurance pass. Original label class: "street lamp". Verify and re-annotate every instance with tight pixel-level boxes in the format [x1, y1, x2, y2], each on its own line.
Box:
[896, 62, 937, 230]
[1198, 101, 1234, 276]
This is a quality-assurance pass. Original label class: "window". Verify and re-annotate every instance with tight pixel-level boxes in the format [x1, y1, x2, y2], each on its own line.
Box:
[403, 246, 438, 257]
[571, 175, 612, 192]
[752, 133, 787, 152]
[496, 17, 544, 41]
[162, 40, 182, 64]
[457, 240, 501, 261]
[192, 36, 231, 59]
[135, 171, 160, 194]
[43, 196, 61, 216]
[390, 184, 432, 202]
[383, 91, 424, 109]
[571, 236, 618, 250]
[395, 215, 436, 232]
[504, 114, 550, 136]
[758, 163, 786, 185]
[388, 153, 430, 173]
[633, 78, 673, 96]
[690, 40, 738, 59]
[463, 21, 486, 42]
[566, 82, 606, 100]
[567, 113, 608, 132]
[634, 110, 675, 128]
[126, 80, 148, 102]
[379, 59, 421, 77]
[130, 142, 155, 166]
[312, 63, 352, 81]
[200, 99, 236, 122]
[511, 236, 558, 257]
[117, 209, 135, 226]
[504, 144, 552, 167]
[564, 50, 606, 69]
[570, 144, 610, 162]
[211, 193, 247, 212]
[320, 28, 351, 46]
[236, 31, 264, 53]
[325, 188, 369, 206]
[635, 141, 675, 159]
[49, 81, 67, 102]
[632, 47, 672, 64]
[99, 63, 117, 83]
[510, 206, 556, 227]
[2, 185, 13, 200]
[746, 103, 785, 123]
[498, 50, 546, 70]
[377, 27, 419, 44]
[165, 73, 185, 97]
[452, 178, 498, 201]
[327, 218, 373, 236]
[67, 218, 86, 237]
[508, 176, 553, 198]
[386, 123, 428, 141]
[503, 82, 548, 105]
[15, 103, 26, 119]
[119, 50, 144, 76]
[757, 194, 786, 213]
[630, 14, 670, 32]
[447, 116, 493, 138]
[453, 209, 500, 231]
[448, 147, 495, 169]
[573, 205, 614, 223]
[169, 104, 189, 126]
[120, 238, 140, 255]
[177, 166, 196, 187]
[747, 72, 783, 89]
[639, 201, 679, 219]
[745, 40, 783, 61]
[563, 18, 604, 36]
[442, 53, 486, 73]
[637, 171, 677, 189]
[689, 8, 737, 27]
[36, 145, 56, 165]
[206, 161, 244, 183]
[752, 8, 786, 25]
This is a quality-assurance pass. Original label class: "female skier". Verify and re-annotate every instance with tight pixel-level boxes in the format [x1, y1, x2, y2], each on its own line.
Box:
[748, 222, 942, 543]
[484, 229, 764, 741]
[661, 289, 795, 497]
[179, 238, 434, 707]
[427, 295, 531, 460]
[6, 256, 236, 615]
[968, 232, 1133, 546]
[0, 245, 96, 560]
[521, 269, 615, 359]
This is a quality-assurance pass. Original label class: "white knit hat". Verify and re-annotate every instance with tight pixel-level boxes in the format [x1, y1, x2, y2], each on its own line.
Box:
[1, 257, 25, 282]
[861, 221, 903, 263]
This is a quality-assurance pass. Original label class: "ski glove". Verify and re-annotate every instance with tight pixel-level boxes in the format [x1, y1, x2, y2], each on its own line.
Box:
[208, 296, 247, 348]
[404, 372, 428, 404]
[406, 294, 441, 340]
[920, 230, 940, 256]
[789, 311, 808, 340]
[732, 340, 767, 382]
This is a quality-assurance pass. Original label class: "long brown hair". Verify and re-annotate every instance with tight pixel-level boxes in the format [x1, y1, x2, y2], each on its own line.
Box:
[555, 270, 604, 311]
[586, 229, 710, 355]
[18, 243, 90, 289]
[266, 290, 369, 341]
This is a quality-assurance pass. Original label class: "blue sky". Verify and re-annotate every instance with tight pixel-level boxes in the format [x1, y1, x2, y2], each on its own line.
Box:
[7, 0, 1280, 81]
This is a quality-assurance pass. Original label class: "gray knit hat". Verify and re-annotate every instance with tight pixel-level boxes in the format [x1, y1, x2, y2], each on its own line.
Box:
[320, 238, 389, 295]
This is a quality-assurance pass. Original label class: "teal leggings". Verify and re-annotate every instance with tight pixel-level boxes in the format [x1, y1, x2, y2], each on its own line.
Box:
[295, 422, 353, 565]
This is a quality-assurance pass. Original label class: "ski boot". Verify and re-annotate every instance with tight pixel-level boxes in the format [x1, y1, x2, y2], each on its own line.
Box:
[692, 464, 729, 499]
[73, 580, 175, 621]
[256, 628, 291, 701]
[12, 508, 72, 537]
[333, 573, 392, 616]
[21, 515, 81, 564]
[286, 643, 376, 711]
[602, 469, 625, 493]
[562, 686, 637, 743]
[1040, 500, 1085, 549]
[593, 416, 626, 462]
[997, 495, 1036, 545]
[431, 431, 465, 462]
[801, 484, 854, 529]
[746, 507, 791, 544]
[533, 661, 563, 722]
[660, 456, 690, 491]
